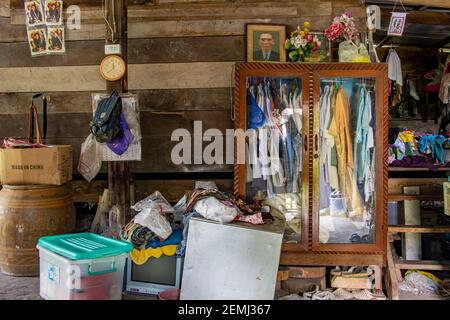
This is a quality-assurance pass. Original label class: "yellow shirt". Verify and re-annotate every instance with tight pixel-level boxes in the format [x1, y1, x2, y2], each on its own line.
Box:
[130, 245, 178, 265]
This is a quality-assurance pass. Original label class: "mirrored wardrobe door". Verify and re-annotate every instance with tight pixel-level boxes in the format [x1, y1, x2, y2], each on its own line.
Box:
[314, 75, 378, 249]
[235, 71, 309, 251]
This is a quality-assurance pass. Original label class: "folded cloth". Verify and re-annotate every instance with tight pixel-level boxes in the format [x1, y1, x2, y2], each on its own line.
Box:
[130, 245, 178, 265]
[234, 212, 265, 225]
[390, 155, 450, 172]
[3, 138, 45, 149]
[147, 229, 182, 249]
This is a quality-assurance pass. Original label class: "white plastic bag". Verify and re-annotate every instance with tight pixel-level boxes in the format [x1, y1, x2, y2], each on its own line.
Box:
[134, 208, 172, 240]
[338, 40, 370, 63]
[132, 191, 174, 214]
[131, 191, 174, 240]
[78, 133, 102, 182]
[193, 197, 239, 224]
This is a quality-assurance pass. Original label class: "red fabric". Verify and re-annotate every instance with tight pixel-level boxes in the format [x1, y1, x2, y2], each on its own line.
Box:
[424, 83, 440, 93]
[2, 138, 45, 149]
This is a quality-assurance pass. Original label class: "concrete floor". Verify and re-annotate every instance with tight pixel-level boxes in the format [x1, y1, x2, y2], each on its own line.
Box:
[0, 272, 447, 300]
[0, 272, 157, 300]
[0, 273, 41, 300]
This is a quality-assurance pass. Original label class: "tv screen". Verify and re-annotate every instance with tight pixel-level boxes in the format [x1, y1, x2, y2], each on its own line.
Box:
[131, 254, 177, 286]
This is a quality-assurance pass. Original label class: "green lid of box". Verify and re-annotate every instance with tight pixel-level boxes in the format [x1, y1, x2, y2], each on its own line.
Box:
[38, 232, 133, 260]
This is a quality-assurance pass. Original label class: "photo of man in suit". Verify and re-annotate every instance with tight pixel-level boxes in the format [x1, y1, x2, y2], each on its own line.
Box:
[46, 1, 62, 24]
[29, 30, 46, 53]
[26, 2, 44, 26]
[48, 29, 63, 51]
[253, 32, 280, 62]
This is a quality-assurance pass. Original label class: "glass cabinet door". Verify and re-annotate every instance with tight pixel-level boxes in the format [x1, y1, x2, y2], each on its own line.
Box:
[237, 74, 309, 249]
[314, 76, 379, 249]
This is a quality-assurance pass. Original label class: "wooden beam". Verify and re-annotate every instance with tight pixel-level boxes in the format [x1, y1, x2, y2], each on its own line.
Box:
[389, 0, 450, 9]
[280, 252, 385, 267]
[386, 242, 399, 300]
[0, 88, 231, 114]
[1, 16, 331, 42]
[0, 62, 235, 92]
[0, 0, 9, 17]
[394, 260, 450, 270]
[381, 9, 450, 26]
[105, 0, 130, 228]
[388, 194, 443, 201]
[388, 225, 450, 233]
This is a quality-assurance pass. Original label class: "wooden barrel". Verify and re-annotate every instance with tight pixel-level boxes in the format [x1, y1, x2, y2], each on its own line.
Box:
[0, 185, 76, 276]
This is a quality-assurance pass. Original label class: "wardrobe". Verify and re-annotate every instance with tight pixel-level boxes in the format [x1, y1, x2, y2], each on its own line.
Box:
[234, 63, 388, 268]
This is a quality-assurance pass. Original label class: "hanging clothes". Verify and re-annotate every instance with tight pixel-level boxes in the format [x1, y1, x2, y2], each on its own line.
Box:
[354, 86, 374, 185]
[386, 48, 403, 108]
[320, 85, 333, 209]
[328, 86, 363, 217]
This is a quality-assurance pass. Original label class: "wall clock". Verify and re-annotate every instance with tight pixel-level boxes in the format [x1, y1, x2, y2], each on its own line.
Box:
[100, 55, 126, 81]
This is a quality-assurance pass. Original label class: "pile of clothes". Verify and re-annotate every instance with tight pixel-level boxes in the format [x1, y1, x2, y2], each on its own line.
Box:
[389, 129, 450, 169]
[121, 184, 275, 264]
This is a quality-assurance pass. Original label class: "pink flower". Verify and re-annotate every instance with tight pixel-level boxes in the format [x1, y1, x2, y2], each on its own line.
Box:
[325, 22, 344, 41]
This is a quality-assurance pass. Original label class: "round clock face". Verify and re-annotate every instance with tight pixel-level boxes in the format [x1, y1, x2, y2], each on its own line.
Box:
[100, 55, 126, 81]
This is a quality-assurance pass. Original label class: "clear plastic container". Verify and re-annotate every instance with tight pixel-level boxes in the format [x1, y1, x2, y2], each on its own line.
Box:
[38, 246, 128, 300]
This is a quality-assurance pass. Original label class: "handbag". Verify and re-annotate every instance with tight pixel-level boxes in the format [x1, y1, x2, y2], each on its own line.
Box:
[90, 91, 123, 143]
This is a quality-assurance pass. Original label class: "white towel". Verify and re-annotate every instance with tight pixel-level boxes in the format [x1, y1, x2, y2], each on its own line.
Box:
[387, 49, 403, 86]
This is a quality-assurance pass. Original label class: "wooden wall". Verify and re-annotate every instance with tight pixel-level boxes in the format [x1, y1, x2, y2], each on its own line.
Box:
[0, 0, 368, 202]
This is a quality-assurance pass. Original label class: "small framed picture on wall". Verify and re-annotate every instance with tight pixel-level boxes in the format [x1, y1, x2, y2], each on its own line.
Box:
[246, 24, 287, 63]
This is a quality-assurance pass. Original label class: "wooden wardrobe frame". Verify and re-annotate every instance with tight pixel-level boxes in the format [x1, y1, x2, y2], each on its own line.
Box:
[234, 62, 388, 267]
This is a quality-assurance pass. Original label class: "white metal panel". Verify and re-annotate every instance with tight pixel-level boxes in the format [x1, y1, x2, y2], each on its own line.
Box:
[180, 217, 284, 300]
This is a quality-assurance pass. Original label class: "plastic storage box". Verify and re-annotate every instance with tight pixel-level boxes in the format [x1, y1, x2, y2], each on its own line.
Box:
[37, 233, 133, 300]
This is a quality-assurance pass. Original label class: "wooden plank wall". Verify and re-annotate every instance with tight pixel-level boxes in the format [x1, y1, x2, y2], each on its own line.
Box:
[0, 0, 367, 202]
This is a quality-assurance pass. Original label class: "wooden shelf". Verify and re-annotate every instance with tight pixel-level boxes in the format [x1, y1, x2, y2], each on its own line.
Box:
[389, 167, 450, 172]
[388, 194, 443, 201]
[388, 225, 450, 233]
[394, 259, 450, 271]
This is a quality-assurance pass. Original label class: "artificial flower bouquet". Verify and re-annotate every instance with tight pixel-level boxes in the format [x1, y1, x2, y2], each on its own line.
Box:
[324, 10, 370, 62]
[285, 22, 328, 62]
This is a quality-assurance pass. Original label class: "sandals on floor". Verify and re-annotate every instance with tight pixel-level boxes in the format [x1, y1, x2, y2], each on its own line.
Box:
[311, 290, 336, 300]
[352, 289, 387, 300]
[332, 288, 354, 300]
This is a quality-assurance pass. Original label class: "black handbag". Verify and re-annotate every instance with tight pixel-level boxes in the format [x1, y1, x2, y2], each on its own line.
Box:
[90, 91, 123, 143]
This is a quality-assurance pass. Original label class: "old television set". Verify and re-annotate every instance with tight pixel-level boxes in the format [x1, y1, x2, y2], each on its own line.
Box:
[125, 254, 183, 296]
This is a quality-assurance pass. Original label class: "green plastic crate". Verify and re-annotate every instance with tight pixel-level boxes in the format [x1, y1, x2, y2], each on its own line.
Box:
[38, 232, 133, 261]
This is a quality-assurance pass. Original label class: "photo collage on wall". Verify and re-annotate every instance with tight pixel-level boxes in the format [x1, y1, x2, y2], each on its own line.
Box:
[25, 0, 65, 57]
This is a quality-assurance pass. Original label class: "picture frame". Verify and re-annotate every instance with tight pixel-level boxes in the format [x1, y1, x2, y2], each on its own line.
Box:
[28, 28, 48, 57]
[44, 0, 63, 26]
[387, 12, 407, 36]
[246, 24, 287, 63]
[47, 27, 65, 54]
[25, 0, 45, 27]
[305, 32, 331, 62]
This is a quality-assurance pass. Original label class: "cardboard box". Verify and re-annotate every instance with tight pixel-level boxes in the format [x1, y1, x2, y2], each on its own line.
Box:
[0, 145, 73, 185]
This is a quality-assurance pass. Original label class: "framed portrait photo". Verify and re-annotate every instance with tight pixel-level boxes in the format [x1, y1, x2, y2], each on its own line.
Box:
[387, 12, 407, 36]
[47, 27, 65, 54]
[25, 0, 45, 27]
[28, 28, 48, 56]
[246, 24, 287, 63]
[44, 0, 63, 26]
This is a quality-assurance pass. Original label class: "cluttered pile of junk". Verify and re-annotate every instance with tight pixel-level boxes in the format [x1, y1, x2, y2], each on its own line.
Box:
[0, 90, 286, 300]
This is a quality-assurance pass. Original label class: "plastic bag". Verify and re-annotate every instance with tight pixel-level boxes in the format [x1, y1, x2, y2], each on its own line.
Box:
[131, 191, 174, 240]
[338, 40, 370, 63]
[399, 271, 442, 295]
[78, 133, 102, 182]
[132, 191, 174, 214]
[134, 208, 172, 240]
[193, 197, 240, 224]
[107, 113, 134, 156]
